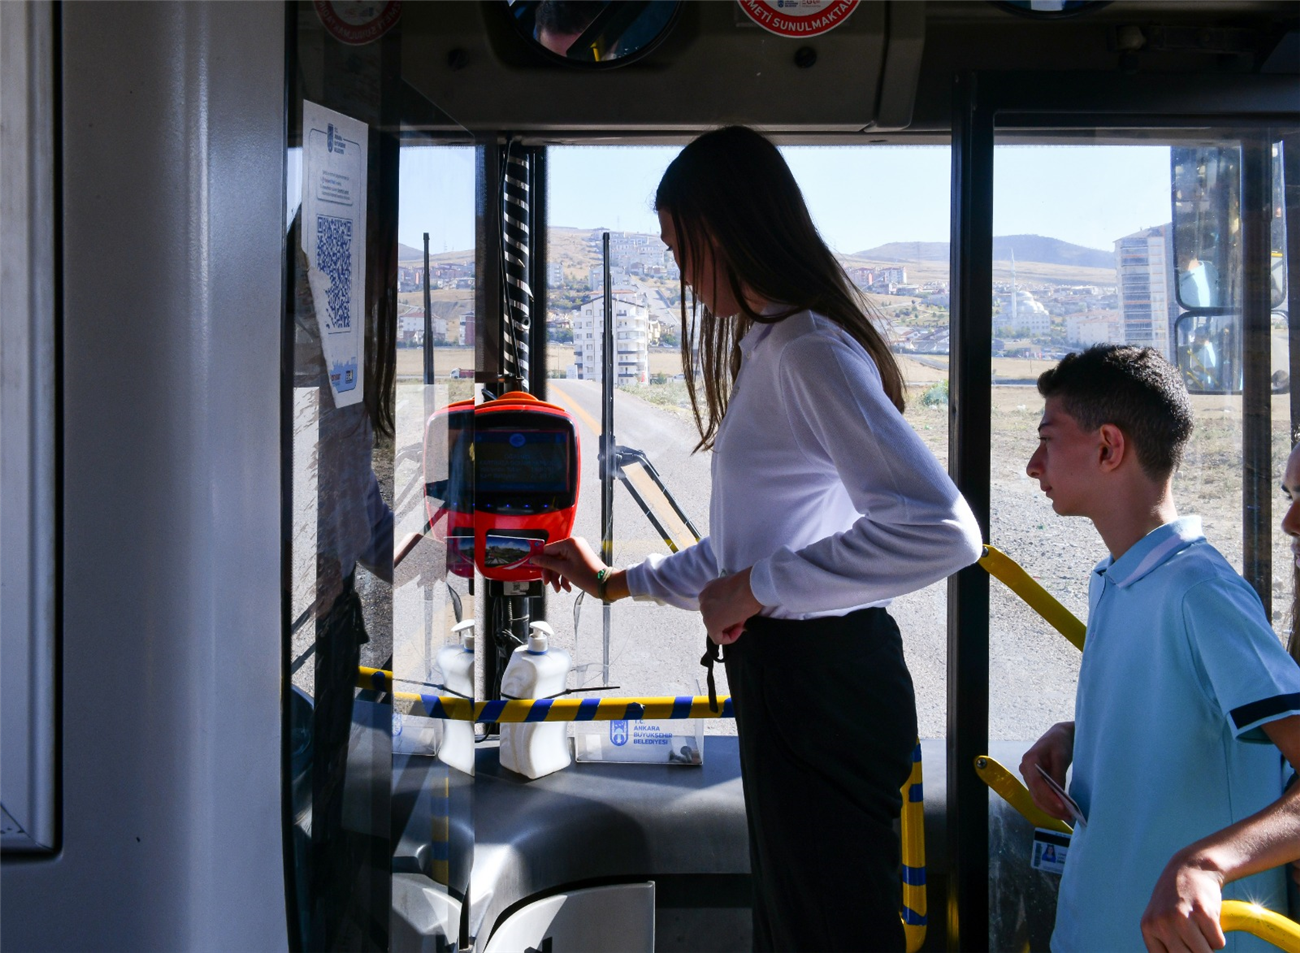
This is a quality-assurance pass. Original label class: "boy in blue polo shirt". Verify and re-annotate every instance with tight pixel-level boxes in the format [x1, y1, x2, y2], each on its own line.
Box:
[1018, 345, 1300, 952]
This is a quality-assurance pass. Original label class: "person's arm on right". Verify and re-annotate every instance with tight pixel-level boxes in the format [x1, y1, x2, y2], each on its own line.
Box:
[532, 535, 717, 609]
[1140, 715, 1300, 953]
[1019, 720, 1076, 822]
[531, 536, 630, 600]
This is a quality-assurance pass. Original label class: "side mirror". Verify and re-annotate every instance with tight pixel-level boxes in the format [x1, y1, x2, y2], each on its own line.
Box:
[1174, 312, 1240, 395]
[1171, 146, 1242, 313]
[1172, 144, 1288, 313]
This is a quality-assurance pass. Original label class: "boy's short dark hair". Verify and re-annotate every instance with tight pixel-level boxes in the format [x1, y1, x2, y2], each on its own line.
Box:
[1037, 345, 1194, 480]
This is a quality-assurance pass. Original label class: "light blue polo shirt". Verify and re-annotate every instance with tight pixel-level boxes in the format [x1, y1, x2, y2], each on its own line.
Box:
[1053, 516, 1300, 953]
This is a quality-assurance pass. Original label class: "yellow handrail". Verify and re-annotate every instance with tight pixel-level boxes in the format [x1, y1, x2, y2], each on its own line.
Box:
[973, 755, 1072, 835]
[1222, 900, 1300, 951]
[978, 545, 1086, 651]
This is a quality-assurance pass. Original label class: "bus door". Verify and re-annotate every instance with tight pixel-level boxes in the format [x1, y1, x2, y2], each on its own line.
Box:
[947, 72, 1298, 950]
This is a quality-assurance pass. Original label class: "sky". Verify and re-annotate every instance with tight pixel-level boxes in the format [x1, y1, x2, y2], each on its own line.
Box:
[398, 143, 1174, 258]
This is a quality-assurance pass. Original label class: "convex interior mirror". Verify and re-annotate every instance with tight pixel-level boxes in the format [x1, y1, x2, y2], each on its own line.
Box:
[990, 1, 1112, 18]
[507, 0, 681, 67]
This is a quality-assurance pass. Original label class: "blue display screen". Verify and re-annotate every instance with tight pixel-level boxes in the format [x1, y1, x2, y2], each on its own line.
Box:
[475, 429, 571, 494]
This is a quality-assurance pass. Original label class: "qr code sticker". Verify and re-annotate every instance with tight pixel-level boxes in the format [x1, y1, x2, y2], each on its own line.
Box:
[315, 214, 353, 330]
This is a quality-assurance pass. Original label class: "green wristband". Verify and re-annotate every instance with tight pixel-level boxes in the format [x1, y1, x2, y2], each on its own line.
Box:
[595, 567, 610, 602]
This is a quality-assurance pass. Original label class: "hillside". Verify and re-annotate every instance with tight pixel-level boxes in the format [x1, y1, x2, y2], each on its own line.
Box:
[397, 242, 473, 265]
[854, 235, 1116, 270]
[394, 229, 1120, 288]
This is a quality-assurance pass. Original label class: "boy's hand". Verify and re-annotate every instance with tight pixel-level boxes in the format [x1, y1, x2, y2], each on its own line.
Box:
[1020, 721, 1076, 822]
[1140, 849, 1226, 953]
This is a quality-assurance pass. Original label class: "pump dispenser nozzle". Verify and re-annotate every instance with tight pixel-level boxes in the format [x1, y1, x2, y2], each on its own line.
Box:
[528, 620, 554, 653]
[453, 618, 476, 652]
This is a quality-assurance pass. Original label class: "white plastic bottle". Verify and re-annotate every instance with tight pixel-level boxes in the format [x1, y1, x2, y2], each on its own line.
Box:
[434, 619, 476, 775]
[498, 621, 572, 779]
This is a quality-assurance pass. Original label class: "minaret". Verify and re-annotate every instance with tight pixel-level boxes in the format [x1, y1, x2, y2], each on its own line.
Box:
[1011, 248, 1018, 330]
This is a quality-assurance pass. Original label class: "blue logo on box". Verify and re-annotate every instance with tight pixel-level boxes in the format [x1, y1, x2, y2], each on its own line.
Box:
[610, 720, 629, 746]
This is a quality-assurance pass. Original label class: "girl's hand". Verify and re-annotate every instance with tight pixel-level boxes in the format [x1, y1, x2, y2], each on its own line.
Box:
[531, 537, 604, 596]
[698, 568, 763, 645]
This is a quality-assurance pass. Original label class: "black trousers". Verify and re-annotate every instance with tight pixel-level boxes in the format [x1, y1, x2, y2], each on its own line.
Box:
[725, 607, 918, 953]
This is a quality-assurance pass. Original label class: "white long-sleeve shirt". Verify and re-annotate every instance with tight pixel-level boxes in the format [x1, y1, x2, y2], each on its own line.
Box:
[625, 309, 982, 618]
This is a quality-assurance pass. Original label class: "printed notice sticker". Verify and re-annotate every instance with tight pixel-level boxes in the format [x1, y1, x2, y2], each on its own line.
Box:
[574, 719, 703, 765]
[302, 101, 367, 408]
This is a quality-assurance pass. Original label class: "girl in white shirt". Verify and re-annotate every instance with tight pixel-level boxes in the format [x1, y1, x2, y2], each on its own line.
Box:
[533, 126, 981, 952]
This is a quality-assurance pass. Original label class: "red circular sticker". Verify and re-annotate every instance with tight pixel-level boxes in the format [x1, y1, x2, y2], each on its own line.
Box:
[738, 0, 859, 38]
[313, 1, 401, 46]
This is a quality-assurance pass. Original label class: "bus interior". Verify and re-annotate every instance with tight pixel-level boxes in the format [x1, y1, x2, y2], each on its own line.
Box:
[2, 1, 1299, 951]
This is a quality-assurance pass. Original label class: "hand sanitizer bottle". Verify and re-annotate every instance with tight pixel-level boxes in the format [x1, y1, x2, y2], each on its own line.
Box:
[498, 621, 572, 779]
[433, 619, 476, 775]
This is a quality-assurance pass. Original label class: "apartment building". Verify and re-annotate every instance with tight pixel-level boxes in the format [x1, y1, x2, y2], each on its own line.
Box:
[570, 292, 650, 384]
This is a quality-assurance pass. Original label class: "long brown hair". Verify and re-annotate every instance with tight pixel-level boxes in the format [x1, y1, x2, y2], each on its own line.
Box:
[654, 126, 905, 452]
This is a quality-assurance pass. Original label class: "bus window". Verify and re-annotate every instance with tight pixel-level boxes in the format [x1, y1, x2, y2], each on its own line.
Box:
[544, 145, 721, 741]
[543, 143, 953, 745]
[779, 145, 956, 743]
[393, 143, 476, 709]
[987, 136, 1273, 947]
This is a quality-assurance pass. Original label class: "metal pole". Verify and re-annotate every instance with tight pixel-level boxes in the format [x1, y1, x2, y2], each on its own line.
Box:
[423, 231, 433, 384]
[422, 230, 435, 679]
[1284, 135, 1300, 447]
[424, 585, 434, 683]
[531, 148, 549, 395]
[1242, 135, 1273, 615]
[502, 145, 531, 392]
[601, 232, 614, 685]
[946, 71, 993, 953]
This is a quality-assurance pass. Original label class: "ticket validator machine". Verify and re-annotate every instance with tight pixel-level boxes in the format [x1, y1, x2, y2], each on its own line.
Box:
[425, 391, 581, 697]
[469, 391, 580, 583]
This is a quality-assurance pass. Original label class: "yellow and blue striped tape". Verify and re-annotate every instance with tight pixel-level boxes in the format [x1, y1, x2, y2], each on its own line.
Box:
[900, 741, 927, 953]
[358, 669, 734, 722]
